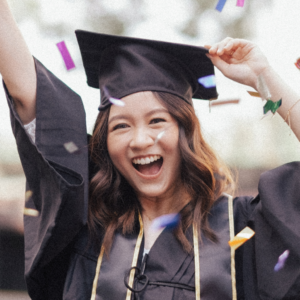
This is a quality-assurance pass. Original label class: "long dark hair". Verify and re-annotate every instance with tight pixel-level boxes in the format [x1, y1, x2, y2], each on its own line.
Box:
[89, 92, 234, 255]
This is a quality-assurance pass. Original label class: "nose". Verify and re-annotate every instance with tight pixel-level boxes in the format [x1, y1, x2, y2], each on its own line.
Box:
[129, 127, 154, 150]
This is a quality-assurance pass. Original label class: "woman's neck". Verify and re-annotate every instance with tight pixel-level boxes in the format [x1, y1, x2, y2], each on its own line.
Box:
[139, 185, 191, 221]
[139, 184, 191, 250]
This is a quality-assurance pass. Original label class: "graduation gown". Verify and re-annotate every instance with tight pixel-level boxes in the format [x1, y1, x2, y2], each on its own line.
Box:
[4, 58, 300, 300]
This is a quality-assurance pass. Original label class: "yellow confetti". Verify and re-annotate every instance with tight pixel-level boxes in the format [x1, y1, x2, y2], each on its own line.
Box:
[228, 226, 255, 250]
[24, 208, 39, 217]
[247, 91, 261, 98]
[25, 190, 33, 202]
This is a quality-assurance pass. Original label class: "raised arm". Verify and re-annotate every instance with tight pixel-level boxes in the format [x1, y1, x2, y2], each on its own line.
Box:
[205, 38, 300, 142]
[0, 0, 36, 124]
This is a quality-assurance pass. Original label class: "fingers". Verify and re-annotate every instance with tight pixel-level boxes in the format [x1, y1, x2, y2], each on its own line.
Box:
[206, 53, 229, 73]
[209, 38, 249, 56]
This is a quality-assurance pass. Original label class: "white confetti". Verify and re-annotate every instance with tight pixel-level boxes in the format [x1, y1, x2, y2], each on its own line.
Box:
[64, 141, 79, 153]
[257, 75, 271, 100]
[155, 131, 166, 143]
[109, 97, 125, 107]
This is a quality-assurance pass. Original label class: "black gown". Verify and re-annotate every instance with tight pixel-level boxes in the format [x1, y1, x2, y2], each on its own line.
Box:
[4, 58, 300, 300]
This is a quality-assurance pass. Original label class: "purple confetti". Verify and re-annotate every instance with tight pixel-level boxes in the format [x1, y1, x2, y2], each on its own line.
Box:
[198, 75, 216, 88]
[56, 41, 75, 71]
[274, 250, 289, 272]
[151, 213, 180, 231]
[215, 0, 227, 12]
[236, 0, 245, 7]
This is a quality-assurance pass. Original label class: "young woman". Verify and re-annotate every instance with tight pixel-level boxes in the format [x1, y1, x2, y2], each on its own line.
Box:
[1, 1, 300, 299]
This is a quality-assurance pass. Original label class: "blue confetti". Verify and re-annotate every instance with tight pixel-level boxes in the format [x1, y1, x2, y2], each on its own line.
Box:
[215, 0, 227, 12]
[151, 213, 180, 231]
[274, 250, 289, 272]
[198, 75, 216, 88]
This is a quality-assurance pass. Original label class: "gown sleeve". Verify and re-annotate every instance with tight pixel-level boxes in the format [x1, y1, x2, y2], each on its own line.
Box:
[253, 161, 300, 299]
[3, 57, 89, 299]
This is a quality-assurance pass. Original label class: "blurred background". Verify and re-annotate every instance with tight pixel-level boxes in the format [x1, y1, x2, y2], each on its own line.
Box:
[1, 0, 300, 298]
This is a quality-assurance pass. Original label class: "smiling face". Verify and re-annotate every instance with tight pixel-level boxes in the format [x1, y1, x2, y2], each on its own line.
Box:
[107, 91, 183, 201]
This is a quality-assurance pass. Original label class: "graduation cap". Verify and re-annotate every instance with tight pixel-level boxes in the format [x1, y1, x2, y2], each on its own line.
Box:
[75, 30, 218, 111]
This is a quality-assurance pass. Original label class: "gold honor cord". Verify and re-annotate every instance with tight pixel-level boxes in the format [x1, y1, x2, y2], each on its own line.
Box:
[125, 212, 144, 300]
[90, 213, 144, 300]
[193, 222, 201, 300]
[226, 193, 237, 300]
[91, 245, 105, 300]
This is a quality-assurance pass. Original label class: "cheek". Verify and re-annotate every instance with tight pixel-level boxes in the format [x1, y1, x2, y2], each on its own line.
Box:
[107, 134, 132, 177]
[163, 127, 180, 154]
[107, 136, 125, 168]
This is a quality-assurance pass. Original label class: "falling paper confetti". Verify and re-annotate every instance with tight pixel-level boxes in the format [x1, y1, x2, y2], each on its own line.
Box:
[211, 99, 240, 107]
[103, 86, 125, 107]
[24, 208, 39, 217]
[257, 75, 271, 100]
[215, 0, 227, 12]
[25, 190, 33, 202]
[247, 91, 261, 98]
[198, 75, 216, 88]
[228, 226, 255, 250]
[64, 141, 79, 153]
[236, 0, 245, 7]
[263, 99, 282, 114]
[151, 213, 180, 231]
[56, 41, 75, 71]
[274, 250, 290, 272]
[155, 131, 166, 143]
[109, 97, 125, 107]
[295, 58, 300, 69]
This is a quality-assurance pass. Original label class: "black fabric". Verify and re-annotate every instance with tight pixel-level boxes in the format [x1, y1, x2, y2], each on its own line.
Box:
[3, 57, 89, 299]
[75, 30, 218, 111]
[4, 59, 300, 299]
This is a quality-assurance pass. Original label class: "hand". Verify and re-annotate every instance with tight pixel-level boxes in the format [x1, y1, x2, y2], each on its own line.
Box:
[205, 37, 270, 90]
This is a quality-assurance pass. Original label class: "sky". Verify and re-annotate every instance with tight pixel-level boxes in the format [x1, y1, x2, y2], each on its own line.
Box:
[0, 0, 300, 167]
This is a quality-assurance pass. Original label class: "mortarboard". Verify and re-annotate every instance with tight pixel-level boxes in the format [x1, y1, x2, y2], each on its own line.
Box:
[75, 30, 218, 110]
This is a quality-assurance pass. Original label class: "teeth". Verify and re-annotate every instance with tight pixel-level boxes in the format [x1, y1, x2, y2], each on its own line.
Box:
[133, 155, 161, 165]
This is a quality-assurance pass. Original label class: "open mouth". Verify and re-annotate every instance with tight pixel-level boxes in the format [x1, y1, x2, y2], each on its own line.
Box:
[132, 155, 163, 176]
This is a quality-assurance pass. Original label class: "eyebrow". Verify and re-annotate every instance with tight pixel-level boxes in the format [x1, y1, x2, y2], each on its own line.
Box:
[108, 108, 169, 125]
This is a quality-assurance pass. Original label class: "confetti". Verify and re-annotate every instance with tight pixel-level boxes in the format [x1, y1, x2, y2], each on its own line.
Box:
[228, 226, 255, 250]
[103, 86, 125, 107]
[64, 141, 79, 153]
[274, 250, 289, 272]
[257, 75, 271, 100]
[56, 41, 75, 71]
[155, 131, 166, 143]
[295, 58, 300, 69]
[210, 99, 240, 107]
[247, 91, 261, 98]
[109, 97, 125, 107]
[236, 0, 245, 7]
[198, 75, 216, 88]
[215, 0, 227, 12]
[151, 213, 180, 231]
[263, 99, 282, 114]
[24, 208, 39, 217]
[25, 190, 33, 202]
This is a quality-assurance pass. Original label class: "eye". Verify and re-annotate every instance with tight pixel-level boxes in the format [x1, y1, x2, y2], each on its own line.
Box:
[112, 123, 129, 131]
[150, 118, 165, 124]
